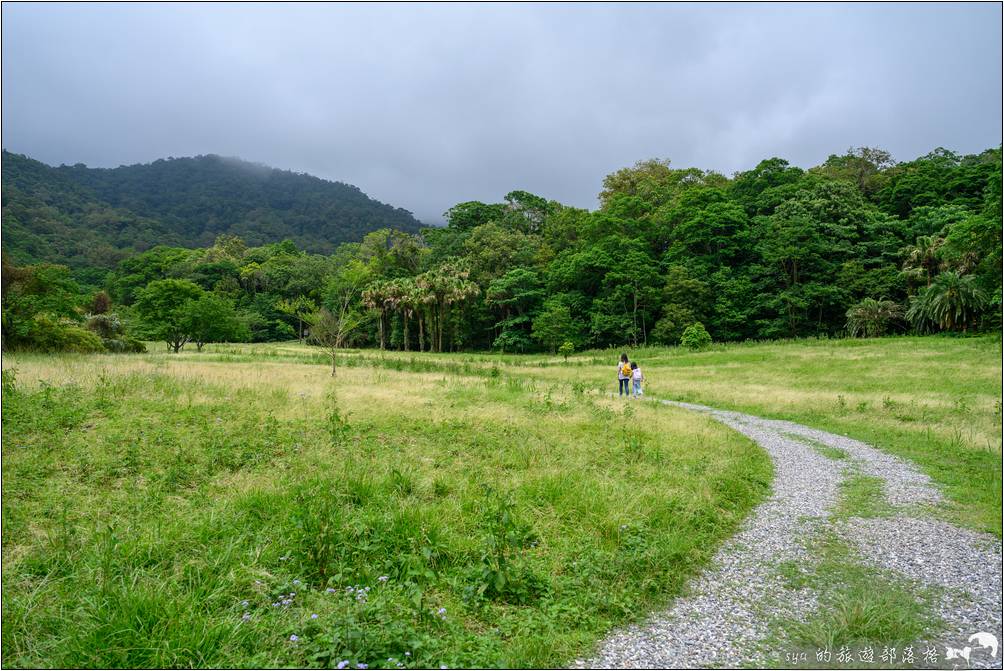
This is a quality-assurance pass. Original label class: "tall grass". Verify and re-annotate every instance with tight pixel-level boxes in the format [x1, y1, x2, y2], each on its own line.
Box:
[1, 357, 769, 668]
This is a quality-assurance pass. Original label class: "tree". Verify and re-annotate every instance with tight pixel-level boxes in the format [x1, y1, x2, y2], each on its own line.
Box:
[312, 259, 372, 374]
[905, 271, 989, 333]
[558, 341, 574, 361]
[184, 294, 249, 351]
[134, 279, 205, 352]
[845, 298, 904, 337]
[532, 301, 575, 353]
[276, 295, 317, 342]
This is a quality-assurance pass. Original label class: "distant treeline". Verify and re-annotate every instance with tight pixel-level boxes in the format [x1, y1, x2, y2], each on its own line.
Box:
[2, 146, 1000, 353]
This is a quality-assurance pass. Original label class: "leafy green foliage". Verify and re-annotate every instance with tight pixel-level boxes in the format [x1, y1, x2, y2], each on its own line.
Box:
[845, 298, 904, 338]
[5, 144, 1001, 353]
[2, 151, 423, 271]
[679, 322, 712, 350]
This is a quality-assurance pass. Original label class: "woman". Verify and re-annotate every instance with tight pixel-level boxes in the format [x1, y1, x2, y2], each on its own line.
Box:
[617, 352, 631, 396]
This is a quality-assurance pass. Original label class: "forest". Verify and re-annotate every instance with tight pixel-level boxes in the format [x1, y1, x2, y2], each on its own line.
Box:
[2, 145, 1001, 355]
[0, 151, 423, 281]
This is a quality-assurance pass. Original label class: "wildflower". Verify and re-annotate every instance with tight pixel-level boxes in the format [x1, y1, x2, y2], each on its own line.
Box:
[254, 579, 263, 585]
[337, 662, 350, 669]
[290, 592, 296, 597]
[378, 576, 389, 583]
[293, 579, 302, 586]
[282, 599, 292, 606]
[357, 664, 368, 670]
[405, 652, 411, 657]
[310, 613, 318, 620]
[437, 607, 447, 619]
[289, 634, 299, 642]
[326, 587, 336, 594]
[272, 602, 280, 608]
[242, 612, 251, 622]
[346, 586, 355, 593]
[241, 600, 249, 607]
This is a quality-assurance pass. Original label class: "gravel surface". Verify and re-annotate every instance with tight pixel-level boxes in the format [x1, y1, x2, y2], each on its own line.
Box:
[573, 400, 1003, 669]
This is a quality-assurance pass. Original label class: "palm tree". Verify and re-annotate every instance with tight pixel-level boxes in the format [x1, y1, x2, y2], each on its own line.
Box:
[906, 271, 988, 332]
[901, 235, 943, 288]
[361, 281, 389, 349]
[845, 298, 904, 337]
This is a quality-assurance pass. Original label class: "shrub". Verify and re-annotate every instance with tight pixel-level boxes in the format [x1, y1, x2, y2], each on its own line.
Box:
[679, 322, 712, 350]
[558, 341, 574, 360]
[22, 315, 105, 353]
[845, 298, 904, 337]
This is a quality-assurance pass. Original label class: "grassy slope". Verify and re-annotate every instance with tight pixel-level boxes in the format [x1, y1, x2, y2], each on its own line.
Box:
[1, 354, 769, 668]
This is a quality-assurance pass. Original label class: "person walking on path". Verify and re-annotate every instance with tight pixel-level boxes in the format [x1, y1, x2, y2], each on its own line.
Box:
[631, 361, 644, 397]
[617, 353, 631, 396]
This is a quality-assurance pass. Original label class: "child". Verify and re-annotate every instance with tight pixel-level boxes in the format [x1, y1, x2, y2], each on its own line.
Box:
[617, 353, 631, 396]
[630, 361, 644, 397]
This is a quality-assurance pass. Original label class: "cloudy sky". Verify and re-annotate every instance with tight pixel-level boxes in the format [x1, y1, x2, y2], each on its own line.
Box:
[2, 3, 1001, 223]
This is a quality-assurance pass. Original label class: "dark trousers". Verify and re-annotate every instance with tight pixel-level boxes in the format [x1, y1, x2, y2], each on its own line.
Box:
[619, 378, 630, 396]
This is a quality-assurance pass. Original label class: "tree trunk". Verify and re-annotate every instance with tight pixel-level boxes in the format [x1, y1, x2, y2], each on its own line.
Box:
[403, 311, 410, 352]
[330, 349, 337, 376]
[378, 309, 386, 350]
[418, 314, 425, 352]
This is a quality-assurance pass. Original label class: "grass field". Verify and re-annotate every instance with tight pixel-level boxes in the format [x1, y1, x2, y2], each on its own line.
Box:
[2, 334, 999, 668]
[1, 348, 768, 668]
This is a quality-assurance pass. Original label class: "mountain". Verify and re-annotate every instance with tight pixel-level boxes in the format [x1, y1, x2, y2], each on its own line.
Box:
[1, 151, 424, 273]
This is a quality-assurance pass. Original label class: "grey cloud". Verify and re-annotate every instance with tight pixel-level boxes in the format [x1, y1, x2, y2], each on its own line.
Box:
[2, 2, 1000, 223]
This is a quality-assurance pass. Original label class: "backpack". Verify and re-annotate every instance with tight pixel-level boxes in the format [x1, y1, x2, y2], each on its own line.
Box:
[621, 363, 632, 377]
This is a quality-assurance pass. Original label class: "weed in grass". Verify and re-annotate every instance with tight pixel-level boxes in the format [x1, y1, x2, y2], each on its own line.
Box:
[836, 473, 894, 519]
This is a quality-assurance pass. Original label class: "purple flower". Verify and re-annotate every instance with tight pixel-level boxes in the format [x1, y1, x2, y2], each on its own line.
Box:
[289, 634, 299, 642]
[325, 587, 336, 594]
[378, 576, 389, 583]
[241, 600, 249, 607]
[356, 664, 368, 670]
[242, 612, 251, 622]
[337, 662, 350, 670]
[310, 613, 318, 620]
[293, 579, 302, 586]
[272, 602, 280, 608]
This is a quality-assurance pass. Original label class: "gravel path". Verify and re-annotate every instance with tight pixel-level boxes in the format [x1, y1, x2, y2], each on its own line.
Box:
[574, 400, 1002, 669]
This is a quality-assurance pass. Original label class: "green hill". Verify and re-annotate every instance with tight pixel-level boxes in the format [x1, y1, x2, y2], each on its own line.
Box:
[1, 151, 423, 273]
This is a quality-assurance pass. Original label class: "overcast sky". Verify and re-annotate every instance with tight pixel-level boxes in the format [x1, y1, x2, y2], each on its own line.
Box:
[3, 3, 1001, 223]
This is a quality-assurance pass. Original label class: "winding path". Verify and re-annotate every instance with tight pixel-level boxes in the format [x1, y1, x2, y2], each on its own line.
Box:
[575, 400, 1003, 669]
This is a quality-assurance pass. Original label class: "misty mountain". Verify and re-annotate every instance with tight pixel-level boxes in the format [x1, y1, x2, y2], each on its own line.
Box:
[1, 151, 424, 275]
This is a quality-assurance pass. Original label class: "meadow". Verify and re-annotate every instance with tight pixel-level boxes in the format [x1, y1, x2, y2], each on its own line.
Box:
[2, 334, 1000, 668]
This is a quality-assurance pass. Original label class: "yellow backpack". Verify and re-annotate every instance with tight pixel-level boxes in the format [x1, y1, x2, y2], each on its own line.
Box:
[621, 363, 632, 377]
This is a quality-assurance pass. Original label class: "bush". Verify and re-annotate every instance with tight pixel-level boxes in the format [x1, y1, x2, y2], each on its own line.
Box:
[558, 341, 574, 360]
[16, 315, 105, 353]
[845, 298, 904, 337]
[680, 322, 712, 350]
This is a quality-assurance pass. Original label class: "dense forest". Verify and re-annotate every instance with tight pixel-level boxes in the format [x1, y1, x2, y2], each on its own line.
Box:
[0, 151, 423, 282]
[2, 145, 1000, 354]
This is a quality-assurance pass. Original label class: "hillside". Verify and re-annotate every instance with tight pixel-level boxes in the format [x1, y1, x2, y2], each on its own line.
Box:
[1, 151, 424, 273]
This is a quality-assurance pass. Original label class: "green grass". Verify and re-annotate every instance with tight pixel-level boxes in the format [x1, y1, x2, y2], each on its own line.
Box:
[770, 535, 943, 669]
[310, 334, 1001, 535]
[834, 474, 894, 519]
[3, 334, 998, 667]
[1, 353, 770, 668]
